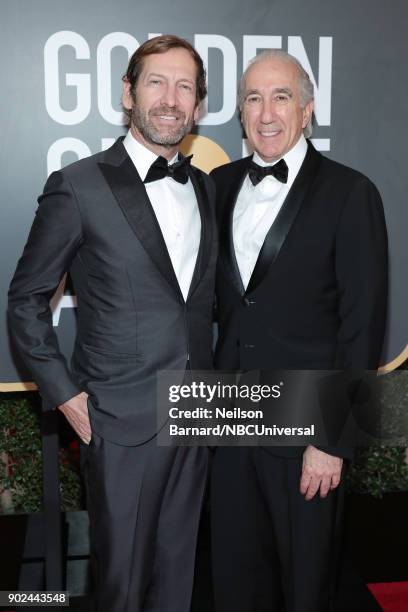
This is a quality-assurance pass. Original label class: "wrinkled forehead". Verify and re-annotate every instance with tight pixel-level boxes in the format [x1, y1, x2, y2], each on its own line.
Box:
[243, 57, 301, 94]
[140, 48, 197, 80]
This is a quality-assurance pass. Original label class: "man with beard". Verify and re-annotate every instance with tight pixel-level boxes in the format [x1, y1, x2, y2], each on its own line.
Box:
[8, 35, 217, 612]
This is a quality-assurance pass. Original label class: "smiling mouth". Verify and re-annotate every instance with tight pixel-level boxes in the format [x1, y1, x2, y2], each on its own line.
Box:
[258, 129, 281, 137]
[151, 111, 182, 123]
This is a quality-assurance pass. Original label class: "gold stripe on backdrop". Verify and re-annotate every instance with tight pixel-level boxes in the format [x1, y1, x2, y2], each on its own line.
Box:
[378, 344, 408, 374]
[0, 343, 407, 393]
[0, 382, 38, 392]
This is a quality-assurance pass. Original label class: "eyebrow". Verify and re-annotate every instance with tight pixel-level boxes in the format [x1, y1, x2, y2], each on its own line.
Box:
[273, 87, 293, 97]
[244, 89, 261, 97]
[244, 87, 293, 97]
[146, 72, 195, 84]
[145, 72, 165, 81]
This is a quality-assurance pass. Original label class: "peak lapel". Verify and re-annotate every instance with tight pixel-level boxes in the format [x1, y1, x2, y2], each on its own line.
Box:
[246, 143, 323, 295]
[98, 140, 184, 302]
[186, 168, 213, 300]
[218, 159, 250, 297]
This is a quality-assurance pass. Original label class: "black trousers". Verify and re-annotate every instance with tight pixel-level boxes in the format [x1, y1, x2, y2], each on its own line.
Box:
[211, 447, 345, 612]
[82, 434, 209, 612]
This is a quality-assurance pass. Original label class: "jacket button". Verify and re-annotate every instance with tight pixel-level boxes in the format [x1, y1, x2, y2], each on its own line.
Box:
[243, 297, 255, 307]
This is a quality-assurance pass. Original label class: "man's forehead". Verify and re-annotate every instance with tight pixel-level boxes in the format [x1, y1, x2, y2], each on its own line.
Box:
[142, 48, 196, 74]
[244, 58, 299, 89]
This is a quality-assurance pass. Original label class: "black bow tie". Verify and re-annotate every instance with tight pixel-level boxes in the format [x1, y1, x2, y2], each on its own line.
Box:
[144, 155, 192, 185]
[248, 158, 288, 186]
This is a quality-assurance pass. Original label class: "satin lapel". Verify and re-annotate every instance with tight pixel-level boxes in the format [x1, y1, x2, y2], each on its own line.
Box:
[219, 159, 250, 296]
[246, 143, 323, 295]
[187, 168, 213, 300]
[98, 146, 184, 302]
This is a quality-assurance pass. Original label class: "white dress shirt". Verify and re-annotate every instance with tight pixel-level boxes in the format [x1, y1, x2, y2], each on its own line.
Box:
[233, 135, 308, 289]
[123, 131, 201, 301]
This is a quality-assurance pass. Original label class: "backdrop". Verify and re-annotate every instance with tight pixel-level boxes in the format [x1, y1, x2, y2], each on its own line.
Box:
[1, 0, 407, 389]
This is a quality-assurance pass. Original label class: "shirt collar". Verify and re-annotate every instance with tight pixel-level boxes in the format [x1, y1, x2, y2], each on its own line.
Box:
[252, 134, 308, 185]
[123, 130, 178, 181]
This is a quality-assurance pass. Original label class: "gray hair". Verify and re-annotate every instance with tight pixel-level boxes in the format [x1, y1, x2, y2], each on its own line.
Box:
[239, 49, 314, 138]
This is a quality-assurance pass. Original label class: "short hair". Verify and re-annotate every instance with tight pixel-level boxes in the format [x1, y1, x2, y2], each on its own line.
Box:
[239, 49, 314, 138]
[123, 34, 207, 120]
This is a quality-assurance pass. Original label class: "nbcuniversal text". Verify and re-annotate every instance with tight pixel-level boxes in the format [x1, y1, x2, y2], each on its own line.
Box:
[169, 422, 316, 439]
[156, 370, 408, 447]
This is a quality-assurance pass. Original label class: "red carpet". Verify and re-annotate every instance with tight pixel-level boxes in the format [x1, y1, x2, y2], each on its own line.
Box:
[369, 582, 408, 611]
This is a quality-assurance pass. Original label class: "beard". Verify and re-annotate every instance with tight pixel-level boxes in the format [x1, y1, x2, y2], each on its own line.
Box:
[130, 103, 195, 148]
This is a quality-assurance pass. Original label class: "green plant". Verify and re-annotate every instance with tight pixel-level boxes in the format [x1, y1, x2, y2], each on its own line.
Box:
[347, 358, 408, 497]
[348, 446, 408, 498]
[1, 360, 408, 510]
[0, 392, 82, 514]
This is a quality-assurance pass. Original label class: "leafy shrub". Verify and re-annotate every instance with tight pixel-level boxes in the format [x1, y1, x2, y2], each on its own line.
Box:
[0, 393, 82, 514]
[1, 362, 408, 511]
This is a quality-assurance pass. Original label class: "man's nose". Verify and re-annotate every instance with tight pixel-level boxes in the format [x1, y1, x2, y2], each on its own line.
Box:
[260, 99, 278, 123]
[161, 83, 177, 107]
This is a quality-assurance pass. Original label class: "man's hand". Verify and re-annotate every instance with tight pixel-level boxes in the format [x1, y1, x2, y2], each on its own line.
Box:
[300, 445, 343, 501]
[58, 391, 92, 444]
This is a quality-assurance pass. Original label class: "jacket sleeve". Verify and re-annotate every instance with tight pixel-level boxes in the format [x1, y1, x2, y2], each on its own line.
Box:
[8, 170, 84, 408]
[333, 176, 388, 370]
[319, 176, 388, 460]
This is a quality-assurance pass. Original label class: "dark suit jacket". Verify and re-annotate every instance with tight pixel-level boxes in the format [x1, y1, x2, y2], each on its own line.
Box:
[8, 137, 218, 446]
[211, 142, 388, 457]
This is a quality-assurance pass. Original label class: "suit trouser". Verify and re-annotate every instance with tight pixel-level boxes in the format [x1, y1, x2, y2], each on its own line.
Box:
[211, 447, 345, 612]
[82, 434, 209, 612]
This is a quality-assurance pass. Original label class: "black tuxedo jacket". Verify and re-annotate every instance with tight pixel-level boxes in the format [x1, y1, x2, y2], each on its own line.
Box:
[211, 142, 388, 457]
[8, 137, 218, 446]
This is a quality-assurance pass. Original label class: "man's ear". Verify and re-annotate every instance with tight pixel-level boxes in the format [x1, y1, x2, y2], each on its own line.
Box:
[302, 99, 314, 129]
[193, 103, 200, 124]
[122, 78, 133, 111]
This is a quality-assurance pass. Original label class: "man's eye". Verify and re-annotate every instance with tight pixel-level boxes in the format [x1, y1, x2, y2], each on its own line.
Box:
[274, 94, 289, 104]
[179, 83, 193, 92]
[246, 96, 261, 104]
[149, 79, 162, 85]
